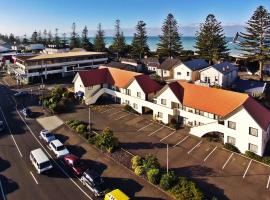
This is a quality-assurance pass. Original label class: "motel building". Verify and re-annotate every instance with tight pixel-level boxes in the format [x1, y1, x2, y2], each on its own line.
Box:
[11, 51, 108, 84]
[73, 67, 270, 156]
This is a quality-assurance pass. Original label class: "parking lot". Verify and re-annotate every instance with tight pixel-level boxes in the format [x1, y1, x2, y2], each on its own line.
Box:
[84, 103, 270, 200]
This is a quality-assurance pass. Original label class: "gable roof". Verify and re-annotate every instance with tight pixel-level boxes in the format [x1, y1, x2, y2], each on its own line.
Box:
[158, 58, 182, 70]
[133, 75, 162, 94]
[104, 61, 137, 72]
[78, 68, 108, 87]
[211, 61, 238, 74]
[183, 59, 209, 71]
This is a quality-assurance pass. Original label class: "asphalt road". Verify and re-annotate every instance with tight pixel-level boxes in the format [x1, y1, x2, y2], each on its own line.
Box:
[0, 83, 97, 200]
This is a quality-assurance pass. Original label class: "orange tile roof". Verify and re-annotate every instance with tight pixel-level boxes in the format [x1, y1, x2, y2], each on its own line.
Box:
[170, 81, 249, 117]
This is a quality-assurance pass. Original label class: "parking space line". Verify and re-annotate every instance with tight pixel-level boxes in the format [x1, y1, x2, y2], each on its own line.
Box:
[115, 113, 130, 120]
[222, 153, 234, 170]
[0, 178, 6, 200]
[101, 107, 115, 113]
[187, 141, 202, 154]
[173, 135, 189, 147]
[108, 110, 122, 117]
[30, 171, 39, 184]
[203, 146, 217, 162]
[243, 160, 252, 179]
[160, 131, 176, 142]
[137, 123, 153, 132]
[148, 127, 164, 136]
[267, 175, 270, 189]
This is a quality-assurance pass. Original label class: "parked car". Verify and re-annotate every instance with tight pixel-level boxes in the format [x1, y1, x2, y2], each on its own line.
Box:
[39, 130, 56, 143]
[21, 108, 33, 118]
[14, 91, 28, 97]
[30, 148, 53, 174]
[104, 189, 130, 200]
[0, 121, 4, 132]
[63, 154, 87, 176]
[80, 169, 107, 197]
[49, 139, 69, 158]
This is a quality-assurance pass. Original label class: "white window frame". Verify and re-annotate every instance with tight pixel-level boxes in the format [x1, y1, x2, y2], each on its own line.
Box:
[227, 136, 236, 145]
[249, 127, 258, 137]
[161, 99, 166, 105]
[228, 121, 236, 130]
[248, 143, 258, 153]
[137, 92, 141, 98]
[157, 112, 163, 118]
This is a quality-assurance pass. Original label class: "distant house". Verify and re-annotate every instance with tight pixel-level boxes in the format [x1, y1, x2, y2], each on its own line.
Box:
[25, 44, 45, 52]
[232, 79, 267, 96]
[120, 58, 142, 72]
[102, 61, 138, 72]
[173, 59, 209, 81]
[141, 57, 160, 72]
[44, 44, 70, 54]
[199, 61, 238, 87]
[157, 58, 181, 78]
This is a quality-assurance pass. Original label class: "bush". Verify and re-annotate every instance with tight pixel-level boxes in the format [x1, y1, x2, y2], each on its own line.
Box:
[142, 154, 160, 171]
[69, 120, 82, 129]
[94, 128, 119, 152]
[147, 168, 160, 184]
[134, 166, 144, 176]
[169, 118, 180, 130]
[76, 124, 87, 134]
[160, 171, 178, 190]
[170, 177, 204, 200]
[131, 155, 142, 170]
[262, 156, 270, 165]
[48, 103, 57, 113]
[224, 143, 240, 153]
[245, 151, 262, 161]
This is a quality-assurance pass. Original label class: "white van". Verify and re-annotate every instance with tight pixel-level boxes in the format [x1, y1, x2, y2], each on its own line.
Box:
[30, 148, 53, 174]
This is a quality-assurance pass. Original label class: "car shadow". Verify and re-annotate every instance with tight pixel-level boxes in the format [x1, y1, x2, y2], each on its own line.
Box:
[0, 175, 19, 195]
[54, 133, 69, 143]
[120, 142, 167, 150]
[65, 144, 87, 158]
[0, 157, 11, 172]
[83, 159, 108, 174]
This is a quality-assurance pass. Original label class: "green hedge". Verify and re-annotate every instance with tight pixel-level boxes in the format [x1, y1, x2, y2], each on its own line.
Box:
[147, 168, 160, 184]
[224, 143, 240, 153]
[160, 171, 178, 190]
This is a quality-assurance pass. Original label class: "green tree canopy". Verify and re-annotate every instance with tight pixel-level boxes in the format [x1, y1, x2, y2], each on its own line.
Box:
[239, 6, 270, 80]
[110, 19, 126, 59]
[31, 30, 38, 44]
[70, 22, 81, 49]
[157, 13, 183, 58]
[194, 14, 228, 63]
[81, 25, 93, 51]
[94, 23, 106, 52]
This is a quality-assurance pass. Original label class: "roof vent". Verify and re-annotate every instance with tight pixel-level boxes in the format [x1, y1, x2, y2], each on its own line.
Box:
[227, 65, 230, 69]
[223, 67, 225, 71]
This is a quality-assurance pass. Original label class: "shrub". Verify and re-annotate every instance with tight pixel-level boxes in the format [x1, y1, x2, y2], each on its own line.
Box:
[48, 103, 57, 113]
[142, 154, 160, 171]
[245, 151, 262, 161]
[169, 118, 180, 130]
[94, 128, 119, 152]
[69, 120, 82, 129]
[134, 166, 144, 176]
[76, 124, 87, 134]
[170, 177, 204, 200]
[224, 143, 240, 153]
[160, 171, 178, 190]
[262, 156, 270, 165]
[147, 168, 160, 184]
[131, 155, 142, 170]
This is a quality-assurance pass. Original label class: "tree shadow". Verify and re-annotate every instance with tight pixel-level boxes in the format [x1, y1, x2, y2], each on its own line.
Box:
[82, 159, 107, 175]
[120, 142, 167, 150]
[0, 175, 19, 195]
[66, 144, 87, 158]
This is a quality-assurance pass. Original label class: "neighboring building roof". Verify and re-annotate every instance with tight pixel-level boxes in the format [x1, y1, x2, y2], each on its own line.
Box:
[158, 58, 182, 70]
[183, 59, 209, 71]
[233, 79, 266, 94]
[141, 57, 159, 64]
[121, 58, 140, 64]
[133, 75, 162, 94]
[25, 51, 107, 61]
[70, 48, 86, 52]
[26, 44, 45, 51]
[211, 61, 238, 74]
[104, 61, 137, 72]
[77, 68, 108, 87]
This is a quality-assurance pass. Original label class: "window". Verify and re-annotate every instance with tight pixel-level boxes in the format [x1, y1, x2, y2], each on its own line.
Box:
[133, 103, 138, 109]
[199, 110, 204, 116]
[227, 136, 236, 145]
[249, 127, 258, 137]
[125, 100, 130, 105]
[215, 76, 218, 81]
[248, 143, 258, 153]
[161, 99, 166, 105]
[157, 112, 163, 118]
[214, 115, 219, 120]
[137, 92, 141, 98]
[177, 72, 181, 75]
[187, 72, 190, 76]
[204, 77, 208, 82]
[163, 70, 167, 74]
[228, 121, 236, 130]
[126, 89, 131, 95]
[88, 86, 93, 90]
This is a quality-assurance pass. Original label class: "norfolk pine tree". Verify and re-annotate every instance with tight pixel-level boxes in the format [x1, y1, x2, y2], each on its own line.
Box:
[94, 23, 106, 52]
[70, 22, 81, 49]
[239, 6, 270, 80]
[81, 26, 93, 51]
[110, 19, 126, 59]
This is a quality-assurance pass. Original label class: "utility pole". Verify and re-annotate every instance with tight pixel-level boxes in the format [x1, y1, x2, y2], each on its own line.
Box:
[167, 144, 169, 174]
[88, 106, 91, 134]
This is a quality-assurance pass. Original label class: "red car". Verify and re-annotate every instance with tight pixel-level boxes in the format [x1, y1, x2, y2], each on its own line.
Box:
[63, 154, 87, 176]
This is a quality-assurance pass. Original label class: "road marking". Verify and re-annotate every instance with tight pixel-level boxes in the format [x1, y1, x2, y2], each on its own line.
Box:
[148, 126, 164, 136]
[108, 110, 122, 117]
[16, 110, 93, 200]
[160, 131, 176, 142]
[203, 146, 217, 162]
[115, 113, 130, 120]
[267, 175, 270, 189]
[30, 171, 39, 184]
[222, 153, 234, 170]
[0, 107, 23, 157]
[173, 135, 189, 147]
[101, 107, 115, 113]
[0, 178, 6, 200]
[137, 123, 153, 132]
[187, 141, 202, 154]
[243, 160, 252, 179]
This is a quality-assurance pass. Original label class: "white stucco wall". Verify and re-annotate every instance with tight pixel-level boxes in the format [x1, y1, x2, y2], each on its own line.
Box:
[157, 69, 170, 78]
[173, 64, 192, 81]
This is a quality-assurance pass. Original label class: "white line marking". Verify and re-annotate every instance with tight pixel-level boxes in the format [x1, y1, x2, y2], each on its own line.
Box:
[222, 153, 234, 170]
[109, 110, 122, 117]
[0, 107, 23, 157]
[0, 178, 6, 200]
[203, 146, 217, 162]
[148, 126, 164, 136]
[267, 175, 270, 189]
[137, 123, 153, 132]
[160, 131, 176, 142]
[16, 110, 93, 200]
[243, 160, 252, 179]
[173, 135, 189, 147]
[29, 171, 39, 184]
[101, 107, 115, 113]
[187, 141, 202, 154]
[115, 113, 130, 120]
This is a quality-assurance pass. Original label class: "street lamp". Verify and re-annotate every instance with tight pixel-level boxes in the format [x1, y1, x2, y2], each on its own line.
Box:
[88, 106, 91, 134]
[167, 144, 169, 174]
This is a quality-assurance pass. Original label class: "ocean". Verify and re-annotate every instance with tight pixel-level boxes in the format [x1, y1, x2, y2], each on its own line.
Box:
[89, 36, 241, 56]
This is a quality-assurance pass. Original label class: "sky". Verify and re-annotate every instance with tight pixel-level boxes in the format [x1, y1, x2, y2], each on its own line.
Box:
[0, 0, 269, 37]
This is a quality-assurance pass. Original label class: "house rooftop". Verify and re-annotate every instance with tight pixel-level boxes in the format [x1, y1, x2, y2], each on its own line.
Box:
[158, 58, 181, 70]
[212, 61, 238, 74]
[183, 59, 209, 71]
[104, 61, 137, 72]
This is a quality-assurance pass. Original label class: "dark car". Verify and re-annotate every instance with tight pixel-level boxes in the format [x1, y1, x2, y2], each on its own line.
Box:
[21, 108, 33, 118]
[63, 154, 87, 176]
[14, 91, 28, 97]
